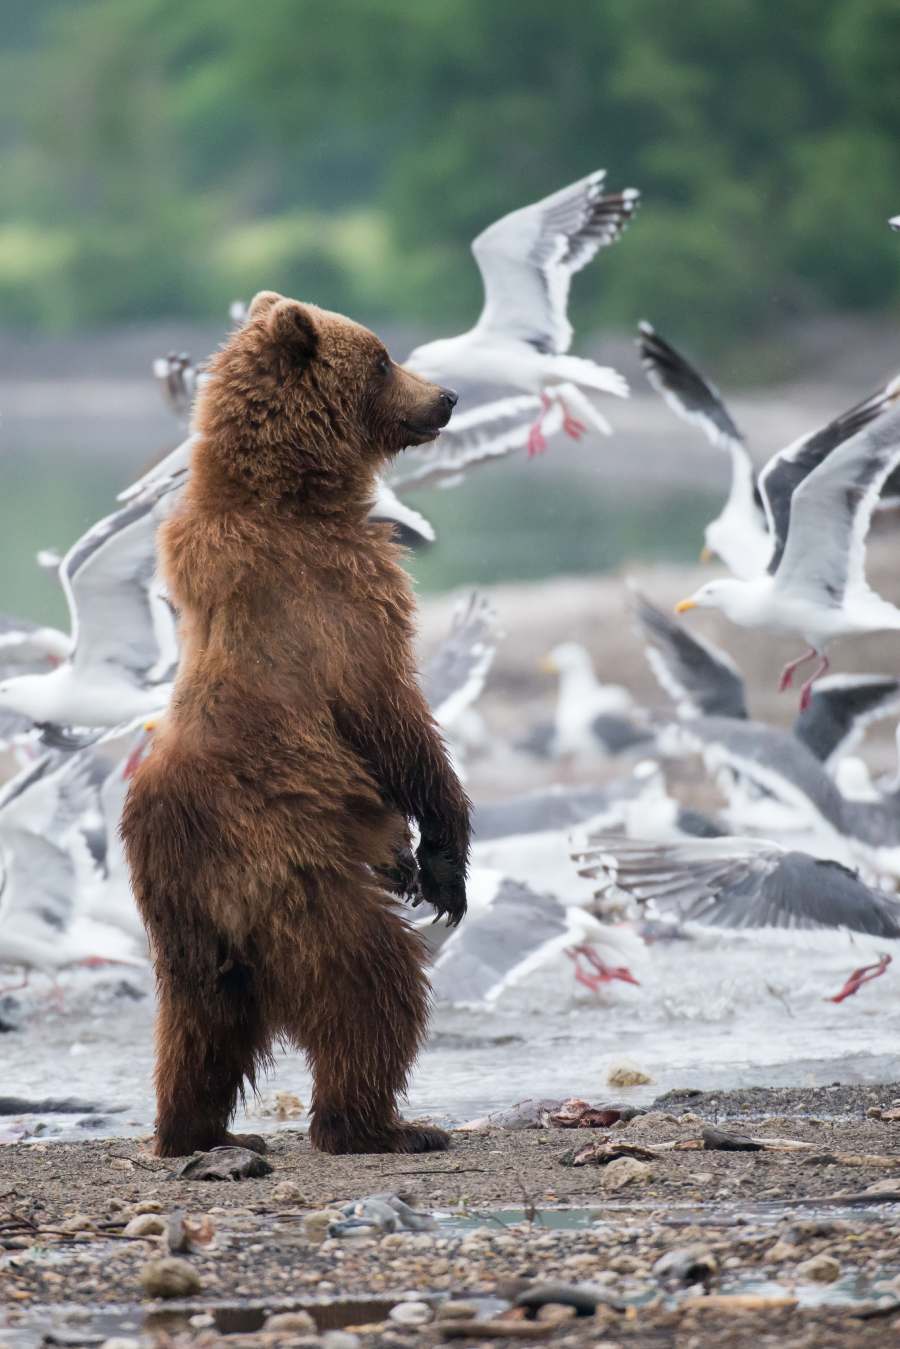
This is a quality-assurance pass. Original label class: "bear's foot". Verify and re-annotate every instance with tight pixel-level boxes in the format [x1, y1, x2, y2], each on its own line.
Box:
[310, 1111, 450, 1155]
[152, 1127, 269, 1158]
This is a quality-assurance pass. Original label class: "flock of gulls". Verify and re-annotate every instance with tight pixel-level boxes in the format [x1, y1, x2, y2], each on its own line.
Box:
[2, 171, 900, 1023]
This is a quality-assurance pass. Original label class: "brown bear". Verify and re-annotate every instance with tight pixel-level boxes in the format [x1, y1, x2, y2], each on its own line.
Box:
[121, 290, 470, 1157]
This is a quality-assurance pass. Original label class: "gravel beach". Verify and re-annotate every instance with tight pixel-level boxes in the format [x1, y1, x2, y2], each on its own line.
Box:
[3, 1083, 900, 1348]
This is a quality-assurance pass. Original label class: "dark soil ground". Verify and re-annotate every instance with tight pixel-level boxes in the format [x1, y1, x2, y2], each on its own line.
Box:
[2, 1083, 900, 1348]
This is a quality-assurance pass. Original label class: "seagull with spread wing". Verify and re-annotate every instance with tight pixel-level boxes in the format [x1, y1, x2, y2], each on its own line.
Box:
[0, 499, 177, 737]
[406, 171, 639, 456]
[574, 834, 900, 941]
[674, 404, 900, 709]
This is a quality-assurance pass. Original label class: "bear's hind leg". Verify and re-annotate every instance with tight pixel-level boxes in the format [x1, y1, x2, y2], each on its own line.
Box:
[153, 958, 271, 1158]
[284, 879, 448, 1155]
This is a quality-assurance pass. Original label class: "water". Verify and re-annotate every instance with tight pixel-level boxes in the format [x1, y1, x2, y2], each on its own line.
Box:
[2, 927, 898, 1142]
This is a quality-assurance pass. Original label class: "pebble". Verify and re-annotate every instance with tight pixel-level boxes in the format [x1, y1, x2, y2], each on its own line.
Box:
[795, 1253, 841, 1283]
[606, 1060, 653, 1087]
[653, 1244, 718, 1285]
[62, 1214, 94, 1233]
[123, 1213, 167, 1238]
[535, 1303, 578, 1323]
[600, 1157, 653, 1190]
[264, 1310, 318, 1332]
[388, 1301, 433, 1325]
[271, 1180, 305, 1203]
[99, 1340, 141, 1349]
[321, 1334, 360, 1349]
[139, 1255, 202, 1298]
[437, 1301, 480, 1321]
[767, 1240, 801, 1262]
[134, 1200, 163, 1214]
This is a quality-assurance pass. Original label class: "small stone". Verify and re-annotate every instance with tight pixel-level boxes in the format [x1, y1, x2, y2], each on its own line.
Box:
[321, 1334, 360, 1349]
[264, 1311, 318, 1332]
[535, 1303, 578, 1323]
[134, 1200, 163, 1214]
[796, 1254, 840, 1283]
[867, 1106, 884, 1119]
[63, 1214, 94, 1233]
[100, 1340, 141, 1349]
[516, 1282, 605, 1316]
[600, 1157, 652, 1191]
[139, 1256, 202, 1299]
[389, 1301, 432, 1326]
[606, 1060, 653, 1088]
[437, 1301, 480, 1321]
[653, 1244, 718, 1286]
[271, 1180, 305, 1203]
[767, 1240, 800, 1262]
[123, 1214, 167, 1238]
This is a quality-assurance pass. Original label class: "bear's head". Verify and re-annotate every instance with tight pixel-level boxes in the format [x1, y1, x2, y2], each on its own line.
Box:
[194, 291, 457, 506]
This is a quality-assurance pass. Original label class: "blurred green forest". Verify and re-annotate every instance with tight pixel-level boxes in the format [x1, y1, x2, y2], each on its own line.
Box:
[2, 0, 900, 348]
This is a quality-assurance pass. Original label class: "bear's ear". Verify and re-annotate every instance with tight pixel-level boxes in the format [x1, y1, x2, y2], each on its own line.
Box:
[248, 290, 284, 320]
[266, 299, 318, 362]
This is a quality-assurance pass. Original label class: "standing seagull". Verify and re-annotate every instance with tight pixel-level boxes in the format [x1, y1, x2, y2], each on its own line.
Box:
[675, 405, 900, 709]
[406, 171, 639, 455]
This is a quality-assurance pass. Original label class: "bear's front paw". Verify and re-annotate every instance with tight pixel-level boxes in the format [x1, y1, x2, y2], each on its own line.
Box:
[377, 844, 421, 901]
[415, 841, 467, 926]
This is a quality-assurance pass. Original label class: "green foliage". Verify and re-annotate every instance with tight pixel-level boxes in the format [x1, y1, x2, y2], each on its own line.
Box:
[2, 0, 900, 348]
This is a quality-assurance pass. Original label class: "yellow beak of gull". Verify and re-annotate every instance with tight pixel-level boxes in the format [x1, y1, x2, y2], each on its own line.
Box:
[699, 545, 714, 563]
[674, 598, 697, 615]
[539, 655, 558, 674]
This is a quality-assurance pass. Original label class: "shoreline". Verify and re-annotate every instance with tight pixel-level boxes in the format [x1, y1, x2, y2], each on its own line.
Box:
[2, 1083, 900, 1347]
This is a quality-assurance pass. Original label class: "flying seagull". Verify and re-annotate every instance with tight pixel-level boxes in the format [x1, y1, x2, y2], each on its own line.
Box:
[0, 499, 177, 737]
[637, 322, 770, 579]
[406, 171, 639, 456]
[640, 323, 900, 575]
[575, 834, 900, 940]
[675, 404, 900, 709]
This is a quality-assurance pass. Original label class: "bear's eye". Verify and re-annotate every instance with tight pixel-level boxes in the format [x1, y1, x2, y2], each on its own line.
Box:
[376, 354, 391, 377]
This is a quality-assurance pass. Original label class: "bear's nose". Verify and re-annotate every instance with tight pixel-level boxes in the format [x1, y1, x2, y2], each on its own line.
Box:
[439, 387, 458, 411]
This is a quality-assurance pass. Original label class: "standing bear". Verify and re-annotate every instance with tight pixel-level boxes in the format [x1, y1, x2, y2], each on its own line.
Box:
[122, 291, 470, 1156]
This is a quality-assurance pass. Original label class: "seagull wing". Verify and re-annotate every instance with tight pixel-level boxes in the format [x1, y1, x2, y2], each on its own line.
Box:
[117, 434, 196, 506]
[61, 499, 176, 690]
[637, 322, 744, 452]
[793, 674, 900, 766]
[430, 879, 570, 1006]
[574, 834, 900, 937]
[759, 376, 900, 575]
[421, 592, 498, 728]
[369, 480, 435, 547]
[471, 173, 639, 354]
[771, 403, 900, 607]
[633, 591, 747, 719]
[0, 826, 77, 939]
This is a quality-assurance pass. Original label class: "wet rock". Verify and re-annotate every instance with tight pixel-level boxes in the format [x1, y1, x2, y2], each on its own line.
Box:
[606, 1060, 653, 1087]
[796, 1253, 841, 1283]
[599, 1157, 653, 1190]
[702, 1127, 763, 1152]
[653, 1244, 718, 1286]
[139, 1255, 201, 1298]
[173, 1146, 273, 1181]
[123, 1213, 167, 1238]
[389, 1301, 433, 1325]
[264, 1310, 318, 1332]
[516, 1281, 615, 1316]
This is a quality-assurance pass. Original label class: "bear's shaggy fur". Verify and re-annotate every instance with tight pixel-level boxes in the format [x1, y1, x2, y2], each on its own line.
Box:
[122, 291, 470, 1157]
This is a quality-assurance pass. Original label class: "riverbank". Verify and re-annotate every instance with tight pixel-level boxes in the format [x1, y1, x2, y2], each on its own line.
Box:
[2, 1084, 900, 1347]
